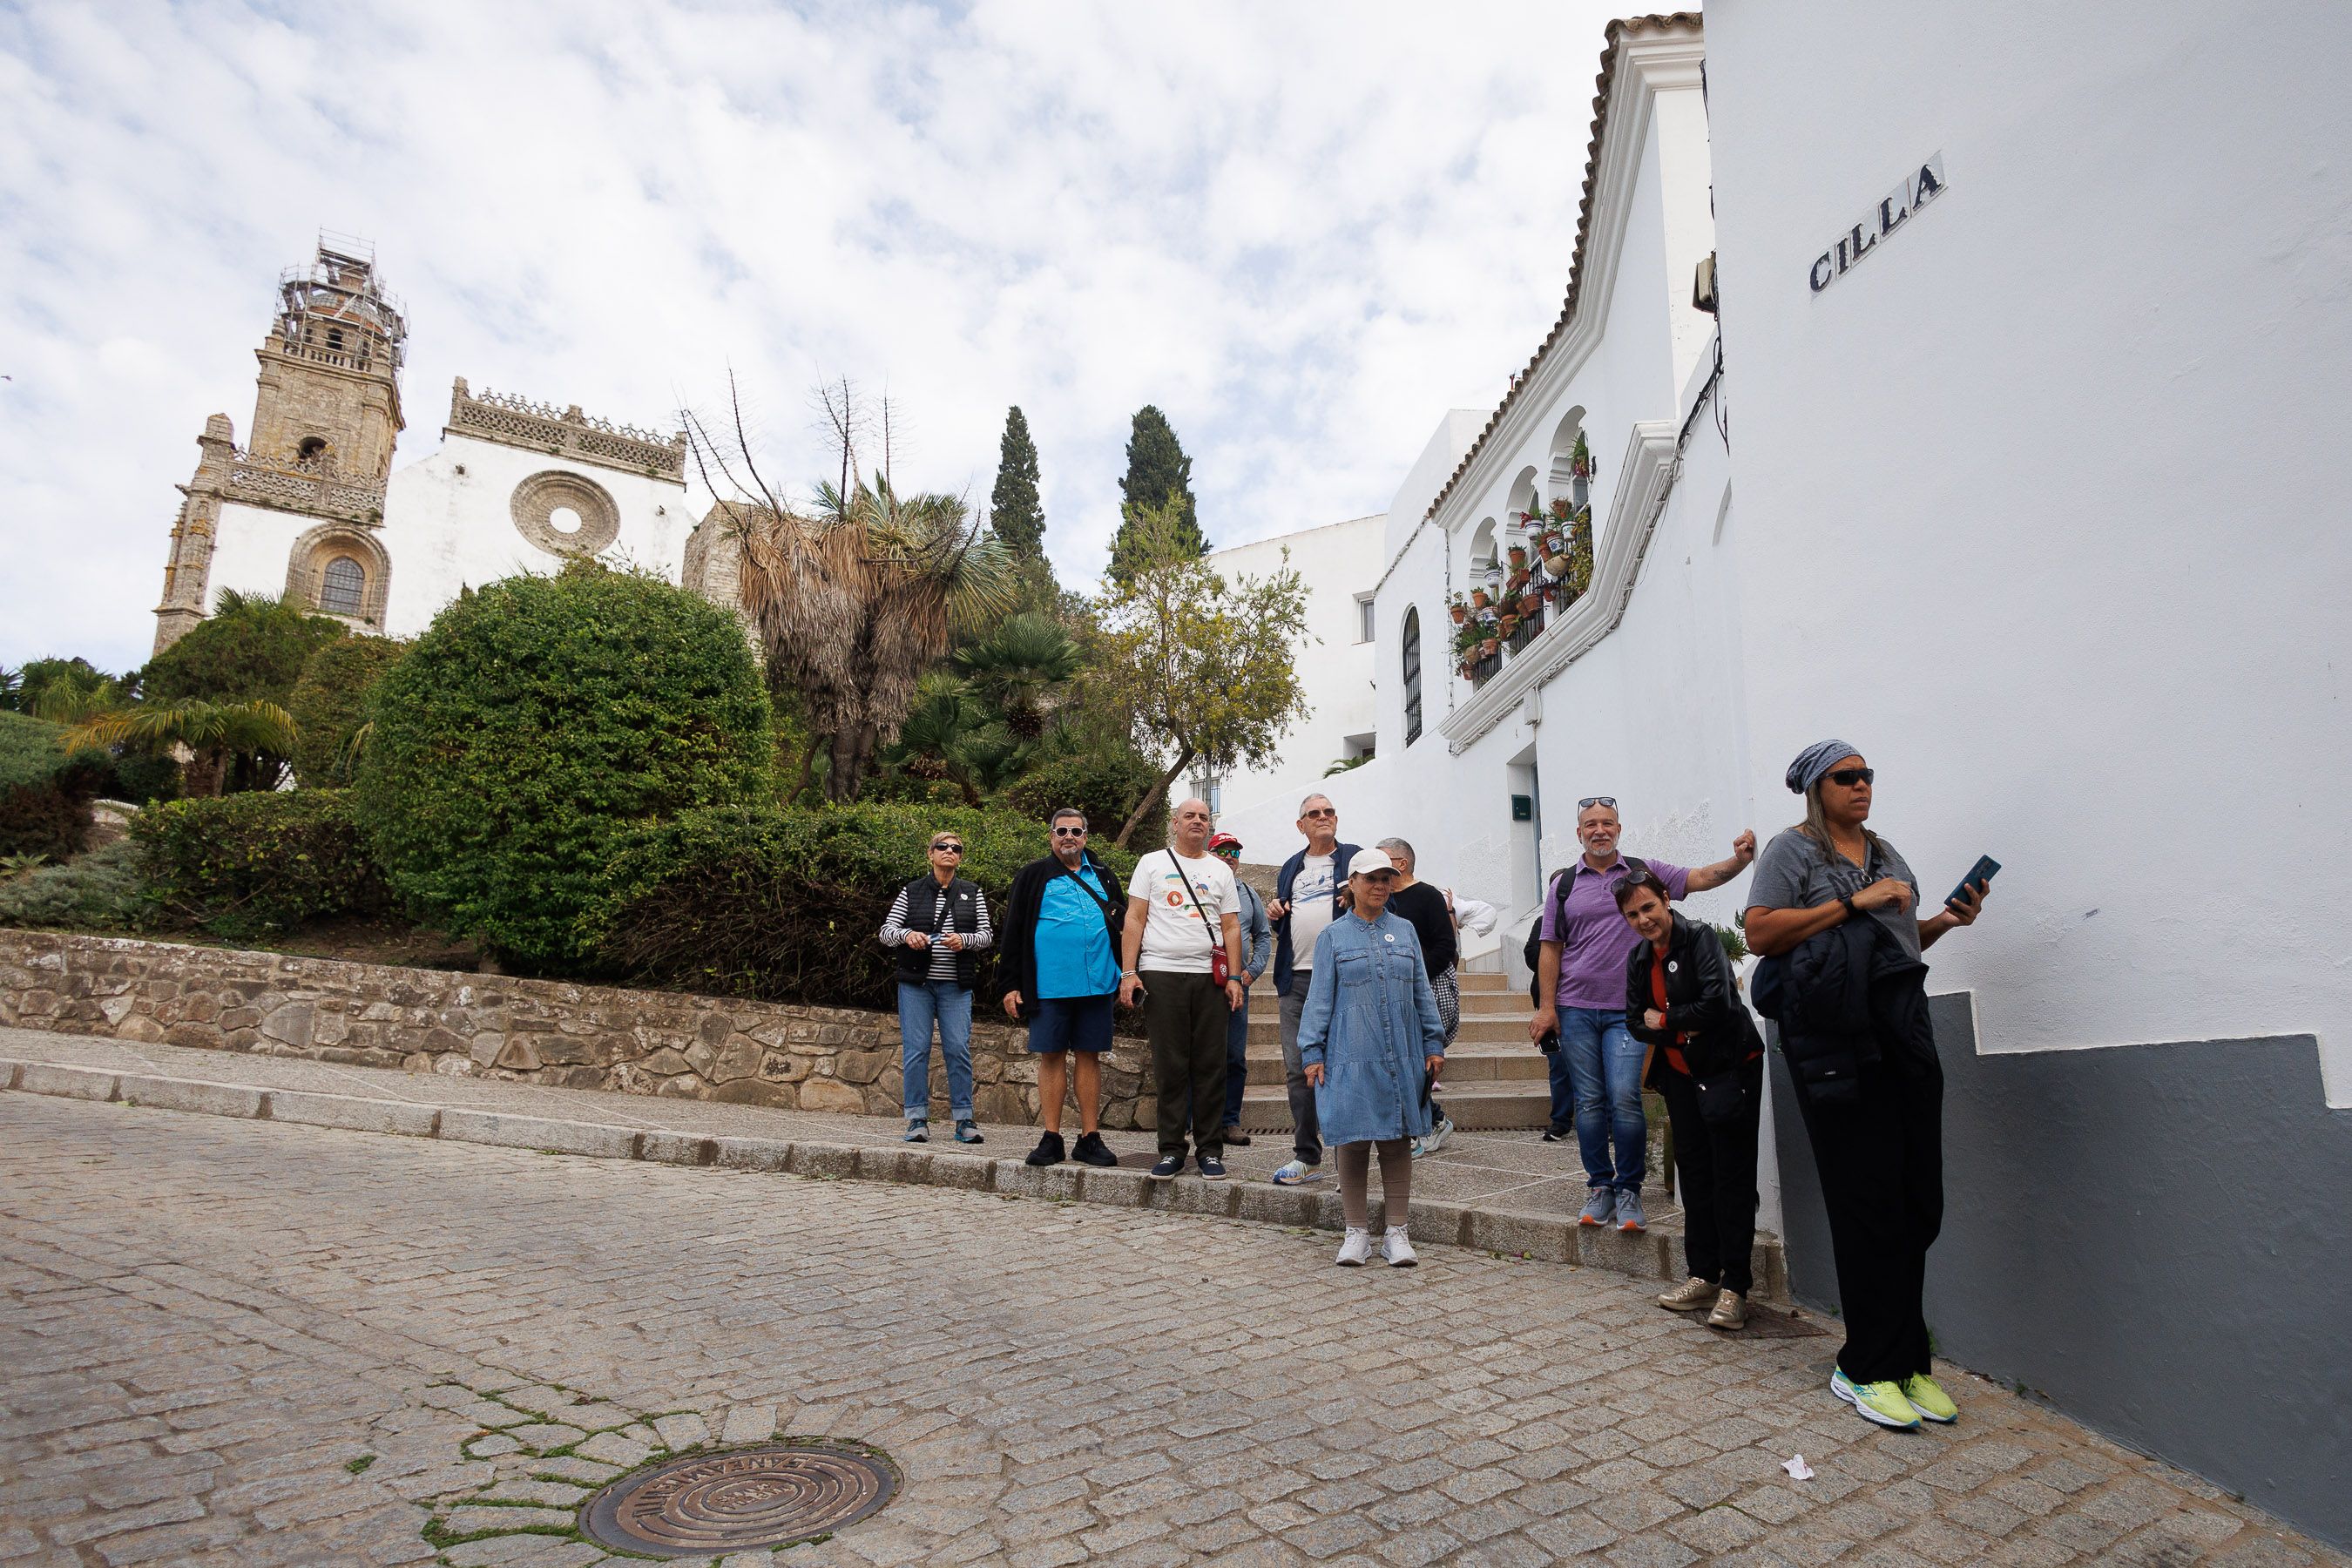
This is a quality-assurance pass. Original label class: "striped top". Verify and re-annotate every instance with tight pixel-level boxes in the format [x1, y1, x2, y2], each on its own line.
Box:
[879, 881, 994, 982]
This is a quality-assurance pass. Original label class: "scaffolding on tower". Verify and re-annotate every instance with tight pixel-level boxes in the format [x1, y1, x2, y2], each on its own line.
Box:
[271, 231, 409, 375]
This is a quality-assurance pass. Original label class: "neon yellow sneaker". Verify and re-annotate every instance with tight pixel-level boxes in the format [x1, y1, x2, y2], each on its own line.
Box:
[1830, 1368, 1922, 1429]
[1901, 1373, 1958, 1423]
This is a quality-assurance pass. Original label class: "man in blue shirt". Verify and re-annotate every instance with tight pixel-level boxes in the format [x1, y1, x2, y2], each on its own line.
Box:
[1000, 808, 1126, 1168]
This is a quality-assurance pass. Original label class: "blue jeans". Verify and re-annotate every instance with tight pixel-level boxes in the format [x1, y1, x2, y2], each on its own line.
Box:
[1546, 1043, 1575, 1133]
[1561, 1007, 1645, 1192]
[898, 980, 975, 1121]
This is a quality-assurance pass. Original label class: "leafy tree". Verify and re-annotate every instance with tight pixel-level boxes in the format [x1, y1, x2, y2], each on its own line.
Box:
[1089, 504, 1311, 844]
[355, 563, 772, 966]
[989, 406, 1045, 561]
[1109, 405, 1206, 582]
[953, 612, 1082, 740]
[14, 657, 118, 720]
[67, 700, 299, 798]
[287, 636, 409, 787]
[144, 590, 345, 706]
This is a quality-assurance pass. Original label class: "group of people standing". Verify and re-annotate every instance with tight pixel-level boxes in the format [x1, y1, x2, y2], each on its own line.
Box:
[880, 737, 1990, 1435]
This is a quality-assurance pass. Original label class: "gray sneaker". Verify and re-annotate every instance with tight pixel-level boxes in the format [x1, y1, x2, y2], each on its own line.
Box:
[1616, 1186, 1646, 1233]
[1578, 1186, 1617, 1227]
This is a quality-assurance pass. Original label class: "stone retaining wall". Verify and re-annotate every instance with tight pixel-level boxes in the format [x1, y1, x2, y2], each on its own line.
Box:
[0, 929, 1155, 1128]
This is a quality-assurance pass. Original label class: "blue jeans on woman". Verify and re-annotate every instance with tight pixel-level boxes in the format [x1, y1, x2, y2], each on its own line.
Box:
[1561, 1006, 1645, 1192]
[898, 980, 976, 1122]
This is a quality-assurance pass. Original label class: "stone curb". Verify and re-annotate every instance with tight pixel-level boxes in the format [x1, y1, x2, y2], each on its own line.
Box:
[0, 1054, 1787, 1301]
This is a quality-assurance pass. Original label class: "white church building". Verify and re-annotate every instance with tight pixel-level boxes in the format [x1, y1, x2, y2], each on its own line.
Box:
[1218, 6, 2351, 1548]
[151, 240, 720, 651]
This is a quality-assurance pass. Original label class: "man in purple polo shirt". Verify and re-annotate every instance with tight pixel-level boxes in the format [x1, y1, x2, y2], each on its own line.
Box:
[1529, 798, 1756, 1232]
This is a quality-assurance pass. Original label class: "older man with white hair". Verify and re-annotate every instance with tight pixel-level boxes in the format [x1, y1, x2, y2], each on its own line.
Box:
[1120, 797, 1247, 1182]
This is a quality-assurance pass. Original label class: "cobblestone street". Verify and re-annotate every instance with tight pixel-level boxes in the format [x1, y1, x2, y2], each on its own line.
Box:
[1, 1093, 2338, 1568]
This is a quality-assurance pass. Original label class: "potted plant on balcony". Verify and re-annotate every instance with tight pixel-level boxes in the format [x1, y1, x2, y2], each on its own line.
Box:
[1518, 587, 1543, 618]
[1479, 632, 1500, 659]
[1571, 431, 1593, 480]
[1470, 585, 1490, 610]
[1506, 538, 1528, 571]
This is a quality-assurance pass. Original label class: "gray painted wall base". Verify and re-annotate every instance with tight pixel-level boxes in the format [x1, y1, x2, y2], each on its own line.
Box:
[1770, 994, 2351, 1551]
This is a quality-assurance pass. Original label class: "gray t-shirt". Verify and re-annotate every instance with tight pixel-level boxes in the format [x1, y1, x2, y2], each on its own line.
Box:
[1747, 827, 1923, 962]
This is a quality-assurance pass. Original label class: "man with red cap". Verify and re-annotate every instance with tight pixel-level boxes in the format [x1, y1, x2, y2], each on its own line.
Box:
[1203, 829, 1273, 1148]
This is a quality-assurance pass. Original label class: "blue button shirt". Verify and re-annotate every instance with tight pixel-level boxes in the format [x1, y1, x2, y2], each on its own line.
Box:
[1036, 866, 1120, 999]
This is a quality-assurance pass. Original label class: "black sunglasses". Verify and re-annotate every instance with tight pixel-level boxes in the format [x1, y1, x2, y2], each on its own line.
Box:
[1302, 808, 1336, 819]
[1578, 795, 1617, 810]
[1826, 767, 1875, 787]
[931, 842, 964, 853]
[1050, 826, 1088, 838]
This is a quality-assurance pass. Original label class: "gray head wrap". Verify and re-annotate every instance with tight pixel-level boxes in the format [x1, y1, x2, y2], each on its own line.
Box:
[1786, 739, 1860, 795]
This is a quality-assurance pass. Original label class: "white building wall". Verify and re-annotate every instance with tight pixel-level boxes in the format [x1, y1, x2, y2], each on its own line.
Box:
[204, 501, 335, 615]
[1705, 0, 2352, 1104]
[379, 434, 692, 639]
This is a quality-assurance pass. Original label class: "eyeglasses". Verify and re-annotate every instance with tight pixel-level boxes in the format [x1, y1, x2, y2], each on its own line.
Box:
[1578, 796, 1617, 810]
[931, 842, 964, 854]
[1302, 808, 1336, 819]
[1050, 826, 1088, 838]
[1825, 768, 1875, 787]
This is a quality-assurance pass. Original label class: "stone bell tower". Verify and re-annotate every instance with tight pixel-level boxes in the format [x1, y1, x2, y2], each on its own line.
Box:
[153, 236, 409, 651]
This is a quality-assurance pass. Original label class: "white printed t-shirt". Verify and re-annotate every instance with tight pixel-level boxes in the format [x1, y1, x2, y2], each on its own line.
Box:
[1127, 849, 1240, 975]
[1290, 852, 1338, 970]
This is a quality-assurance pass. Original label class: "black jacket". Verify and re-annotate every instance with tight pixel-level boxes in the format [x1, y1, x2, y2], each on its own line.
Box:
[890, 874, 984, 988]
[1752, 916, 1935, 1099]
[997, 850, 1125, 1020]
[1623, 912, 1763, 1083]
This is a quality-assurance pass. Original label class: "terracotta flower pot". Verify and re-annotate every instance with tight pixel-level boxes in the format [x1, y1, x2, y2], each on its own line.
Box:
[1449, 605, 1467, 624]
[1507, 544, 1528, 567]
[1470, 589, 1490, 609]
[1479, 637, 1499, 658]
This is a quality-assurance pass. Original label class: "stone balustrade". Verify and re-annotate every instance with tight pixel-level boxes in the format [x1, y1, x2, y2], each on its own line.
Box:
[0, 929, 1154, 1128]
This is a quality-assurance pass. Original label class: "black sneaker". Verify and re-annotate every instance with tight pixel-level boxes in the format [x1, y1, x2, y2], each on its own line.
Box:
[1542, 1125, 1569, 1143]
[1072, 1132, 1119, 1168]
[1147, 1154, 1185, 1181]
[1025, 1132, 1066, 1167]
[1197, 1155, 1227, 1180]
[1220, 1125, 1253, 1147]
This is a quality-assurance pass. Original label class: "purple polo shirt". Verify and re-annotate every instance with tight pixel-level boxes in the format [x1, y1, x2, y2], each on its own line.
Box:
[1538, 856, 1692, 1010]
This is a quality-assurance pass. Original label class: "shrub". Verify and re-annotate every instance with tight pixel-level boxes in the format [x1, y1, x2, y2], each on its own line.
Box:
[355, 564, 773, 966]
[143, 590, 346, 705]
[0, 712, 107, 860]
[132, 789, 388, 937]
[1002, 747, 1167, 848]
[590, 802, 1139, 1014]
[0, 839, 155, 931]
[288, 636, 409, 786]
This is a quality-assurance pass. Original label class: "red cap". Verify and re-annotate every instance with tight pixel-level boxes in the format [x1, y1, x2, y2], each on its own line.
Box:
[1207, 831, 1243, 852]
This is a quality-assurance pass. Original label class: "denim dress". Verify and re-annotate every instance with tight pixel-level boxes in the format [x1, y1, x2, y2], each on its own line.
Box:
[1296, 910, 1447, 1144]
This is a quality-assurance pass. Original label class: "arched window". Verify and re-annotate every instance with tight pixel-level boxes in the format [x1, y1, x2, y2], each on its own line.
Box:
[1402, 606, 1423, 747]
[297, 436, 329, 464]
[319, 556, 365, 616]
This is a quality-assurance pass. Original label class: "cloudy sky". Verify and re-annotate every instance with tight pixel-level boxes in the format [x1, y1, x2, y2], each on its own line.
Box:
[0, 0, 1624, 672]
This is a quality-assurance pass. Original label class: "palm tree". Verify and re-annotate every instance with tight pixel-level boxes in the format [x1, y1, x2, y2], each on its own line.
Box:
[67, 700, 298, 798]
[684, 380, 1013, 802]
[953, 613, 1082, 740]
[888, 672, 1026, 808]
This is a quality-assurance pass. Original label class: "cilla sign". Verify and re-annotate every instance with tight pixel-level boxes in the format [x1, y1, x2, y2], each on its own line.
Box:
[1809, 154, 1946, 294]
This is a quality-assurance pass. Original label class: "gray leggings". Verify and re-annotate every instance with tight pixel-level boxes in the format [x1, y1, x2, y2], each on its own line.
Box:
[1337, 1139, 1413, 1230]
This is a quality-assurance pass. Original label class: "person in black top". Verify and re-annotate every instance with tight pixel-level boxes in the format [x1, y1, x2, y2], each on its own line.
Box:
[1375, 838, 1458, 1154]
[878, 831, 993, 1146]
[1616, 868, 1764, 1330]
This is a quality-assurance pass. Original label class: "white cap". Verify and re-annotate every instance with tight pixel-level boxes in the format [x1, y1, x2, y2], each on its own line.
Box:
[1348, 848, 1398, 878]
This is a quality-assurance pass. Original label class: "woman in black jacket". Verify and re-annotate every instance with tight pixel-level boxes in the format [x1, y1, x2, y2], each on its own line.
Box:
[1616, 868, 1764, 1330]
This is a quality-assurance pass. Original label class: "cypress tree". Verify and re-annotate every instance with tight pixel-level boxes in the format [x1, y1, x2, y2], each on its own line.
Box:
[1110, 405, 1206, 581]
[988, 406, 1045, 561]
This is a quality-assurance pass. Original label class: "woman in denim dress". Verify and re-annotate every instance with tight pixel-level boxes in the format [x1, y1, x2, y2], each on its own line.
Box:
[1296, 848, 1448, 1267]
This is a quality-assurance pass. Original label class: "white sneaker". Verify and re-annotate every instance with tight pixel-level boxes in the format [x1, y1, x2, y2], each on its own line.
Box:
[1335, 1227, 1373, 1267]
[1381, 1228, 1419, 1267]
[1412, 1117, 1456, 1158]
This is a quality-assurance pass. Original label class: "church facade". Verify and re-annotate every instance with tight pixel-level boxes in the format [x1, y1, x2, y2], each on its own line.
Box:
[151, 240, 733, 652]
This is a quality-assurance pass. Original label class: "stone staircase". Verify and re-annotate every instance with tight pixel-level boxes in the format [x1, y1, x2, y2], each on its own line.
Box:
[1237, 969, 1553, 1131]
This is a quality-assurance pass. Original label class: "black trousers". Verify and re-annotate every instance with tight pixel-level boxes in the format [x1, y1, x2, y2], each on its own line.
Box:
[1141, 970, 1227, 1159]
[1654, 1055, 1763, 1295]
[1789, 1051, 1944, 1385]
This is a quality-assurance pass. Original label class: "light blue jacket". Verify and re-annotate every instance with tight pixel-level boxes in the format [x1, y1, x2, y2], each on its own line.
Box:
[1296, 909, 1446, 1145]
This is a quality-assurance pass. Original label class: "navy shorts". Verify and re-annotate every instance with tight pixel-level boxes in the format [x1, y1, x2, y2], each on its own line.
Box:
[1027, 993, 1116, 1055]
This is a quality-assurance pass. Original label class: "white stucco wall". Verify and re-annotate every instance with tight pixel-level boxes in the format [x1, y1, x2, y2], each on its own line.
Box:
[1705, 0, 2352, 1104]
[379, 433, 692, 638]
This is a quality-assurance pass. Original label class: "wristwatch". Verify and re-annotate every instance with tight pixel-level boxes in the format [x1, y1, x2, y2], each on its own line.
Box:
[1838, 893, 1857, 915]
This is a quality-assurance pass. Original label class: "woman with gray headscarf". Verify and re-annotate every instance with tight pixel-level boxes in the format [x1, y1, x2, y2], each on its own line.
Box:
[1744, 741, 1990, 1433]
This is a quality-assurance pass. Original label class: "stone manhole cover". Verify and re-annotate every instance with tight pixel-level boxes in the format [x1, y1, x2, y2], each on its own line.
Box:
[580, 1443, 897, 1557]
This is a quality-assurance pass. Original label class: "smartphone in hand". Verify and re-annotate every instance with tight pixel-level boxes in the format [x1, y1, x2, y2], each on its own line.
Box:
[1946, 855, 2000, 909]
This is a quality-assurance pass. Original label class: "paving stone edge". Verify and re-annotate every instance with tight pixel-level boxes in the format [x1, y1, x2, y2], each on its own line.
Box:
[0, 1054, 1780, 1298]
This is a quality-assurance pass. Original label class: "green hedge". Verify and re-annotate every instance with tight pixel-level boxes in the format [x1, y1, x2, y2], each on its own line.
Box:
[0, 839, 154, 931]
[0, 712, 107, 860]
[288, 636, 409, 786]
[132, 789, 388, 937]
[589, 802, 1138, 1013]
[355, 565, 774, 966]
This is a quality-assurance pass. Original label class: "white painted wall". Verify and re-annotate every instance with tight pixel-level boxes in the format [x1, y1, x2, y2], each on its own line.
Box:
[1705, 0, 2352, 1103]
[379, 433, 692, 638]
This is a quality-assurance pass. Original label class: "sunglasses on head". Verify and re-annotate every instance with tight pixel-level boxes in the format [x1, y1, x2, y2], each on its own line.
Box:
[1578, 796, 1617, 811]
[1051, 826, 1088, 838]
[931, 841, 963, 854]
[1826, 767, 1875, 787]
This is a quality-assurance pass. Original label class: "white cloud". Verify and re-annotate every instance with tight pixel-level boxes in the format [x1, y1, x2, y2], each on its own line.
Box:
[0, 0, 1628, 672]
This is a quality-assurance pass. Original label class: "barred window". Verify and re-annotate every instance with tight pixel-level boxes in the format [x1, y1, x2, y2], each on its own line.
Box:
[320, 556, 365, 616]
[1402, 607, 1423, 746]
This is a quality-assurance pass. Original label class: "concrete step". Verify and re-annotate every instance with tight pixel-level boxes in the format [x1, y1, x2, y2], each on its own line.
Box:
[1242, 1044, 1549, 1086]
[1238, 1079, 1551, 1132]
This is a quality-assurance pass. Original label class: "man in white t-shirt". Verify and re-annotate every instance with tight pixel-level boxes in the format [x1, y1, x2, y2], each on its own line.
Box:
[1120, 797, 1247, 1181]
[1264, 794, 1362, 1186]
